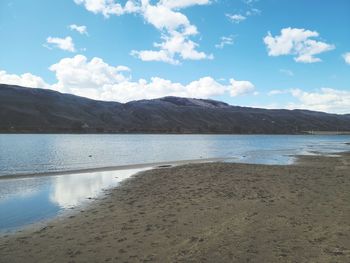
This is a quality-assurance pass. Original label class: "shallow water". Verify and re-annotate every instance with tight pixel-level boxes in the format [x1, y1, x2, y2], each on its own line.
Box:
[0, 134, 349, 232]
[0, 168, 146, 233]
[1, 134, 350, 176]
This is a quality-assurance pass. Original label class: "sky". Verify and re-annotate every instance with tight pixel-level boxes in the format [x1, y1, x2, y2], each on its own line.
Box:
[0, 0, 349, 113]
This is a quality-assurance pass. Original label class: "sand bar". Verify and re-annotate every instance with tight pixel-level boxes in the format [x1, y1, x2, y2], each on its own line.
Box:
[0, 153, 349, 262]
[0, 157, 233, 180]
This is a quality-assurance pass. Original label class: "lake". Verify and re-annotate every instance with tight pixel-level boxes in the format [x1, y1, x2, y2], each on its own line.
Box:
[0, 134, 349, 232]
[1, 134, 350, 177]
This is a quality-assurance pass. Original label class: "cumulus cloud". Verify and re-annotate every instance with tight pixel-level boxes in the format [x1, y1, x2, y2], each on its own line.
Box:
[215, 36, 234, 49]
[132, 1, 212, 64]
[263, 27, 335, 63]
[289, 88, 350, 113]
[49, 54, 131, 98]
[6, 54, 349, 113]
[115, 65, 131, 71]
[74, 0, 212, 64]
[1, 55, 255, 103]
[98, 76, 229, 102]
[269, 88, 350, 113]
[45, 36, 76, 52]
[73, 0, 139, 17]
[0, 70, 49, 88]
[132, 31, 213, 64]
[69, 24, 88, 35]
[343, 52, 350, 64]
[49, 55, 252, 101]
[130, 49, 178, 64]
[142, 3, 191, 31]
[229, 79, 255, 97]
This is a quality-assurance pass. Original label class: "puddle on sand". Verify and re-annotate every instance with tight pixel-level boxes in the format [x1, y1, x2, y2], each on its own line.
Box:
[0, 168, 147, 233]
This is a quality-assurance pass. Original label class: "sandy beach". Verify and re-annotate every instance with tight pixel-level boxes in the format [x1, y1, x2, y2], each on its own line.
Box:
[0, 153, 349, 263]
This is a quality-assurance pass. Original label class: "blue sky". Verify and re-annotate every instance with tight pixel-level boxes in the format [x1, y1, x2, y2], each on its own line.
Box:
[0, 0, 349, 113]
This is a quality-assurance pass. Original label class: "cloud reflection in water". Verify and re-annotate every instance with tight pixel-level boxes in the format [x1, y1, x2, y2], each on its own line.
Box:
[49, 168, 146, 209]
[0, 168, 146, 232]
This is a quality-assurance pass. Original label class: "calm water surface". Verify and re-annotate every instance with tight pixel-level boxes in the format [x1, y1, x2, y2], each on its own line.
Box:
[0, 134, 349, 232]
[1, 134, 350, 176]
[0, 168, 147, 233]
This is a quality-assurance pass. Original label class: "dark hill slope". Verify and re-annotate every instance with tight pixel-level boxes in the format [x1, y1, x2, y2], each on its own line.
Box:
[1, 84, 350, 133]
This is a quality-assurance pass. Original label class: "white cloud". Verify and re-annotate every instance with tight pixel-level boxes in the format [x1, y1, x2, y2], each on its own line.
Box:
[131, 31, 213, 64]
[343, 52, 350, 64]
[142, 3, 191, 31]
[215, 36, 234, 49]
[229, 79, 255, 97]
[288, 88, 350, 113]
[49, 55, 251, 102]
[159, 0, 210, 9]
[74, 0, 211, 64]
[73, 0, 139, 17]
[226, 14, 246, 24]
[131, 49, 179, 65]
[263, 27, 335, 63]
[99, 76, 229, 103]
[49, 54, 131, 98]
[268, 89, 288, 96]
[0, 70, 49, 88]
[269, 88, 350, 113]
[115, 65, 131, 71]
[46, 36, 76, 52]
[1, 55, 255, 103]
[133, 1, 212, 64]
[279, 69, 294, 76]
[155, 31, 211, 60]
[9, 55, 350, 113]
[69, 24, 88, 35]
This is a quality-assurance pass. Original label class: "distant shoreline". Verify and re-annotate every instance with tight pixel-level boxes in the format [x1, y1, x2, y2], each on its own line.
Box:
[2, 84, 350, 135]
[1, 131, 350, 135]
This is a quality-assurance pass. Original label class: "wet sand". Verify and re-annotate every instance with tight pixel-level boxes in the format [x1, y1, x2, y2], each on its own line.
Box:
[0, 153, 349, 262]
[0, 157, 231, 180]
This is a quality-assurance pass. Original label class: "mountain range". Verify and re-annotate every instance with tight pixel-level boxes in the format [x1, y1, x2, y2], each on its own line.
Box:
[1, 84, 350, 134]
